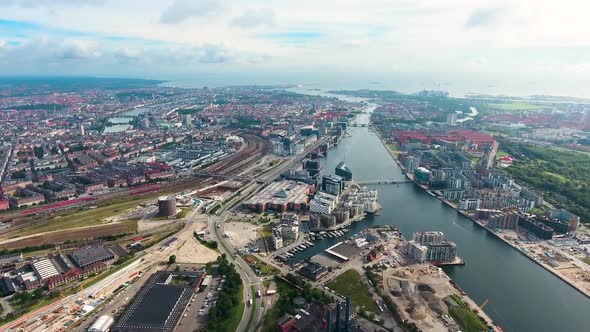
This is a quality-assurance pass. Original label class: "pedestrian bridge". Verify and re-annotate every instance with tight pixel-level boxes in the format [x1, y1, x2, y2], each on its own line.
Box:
[356, 179, 413, 185]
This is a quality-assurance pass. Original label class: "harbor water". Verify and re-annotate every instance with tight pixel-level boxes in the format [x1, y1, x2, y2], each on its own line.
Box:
[290, 104, 590, 331]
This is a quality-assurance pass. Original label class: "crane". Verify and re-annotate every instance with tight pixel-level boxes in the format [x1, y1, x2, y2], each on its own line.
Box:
[479, 298, 489, 310]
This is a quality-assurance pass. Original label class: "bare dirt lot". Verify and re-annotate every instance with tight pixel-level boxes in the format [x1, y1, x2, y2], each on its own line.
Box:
[224, 221, 260, 248]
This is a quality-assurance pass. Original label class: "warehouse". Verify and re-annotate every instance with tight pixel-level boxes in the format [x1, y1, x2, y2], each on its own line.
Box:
[32, 258, 60, 280]
[69, 245, 115, 269]
[112, 271, 205, 332]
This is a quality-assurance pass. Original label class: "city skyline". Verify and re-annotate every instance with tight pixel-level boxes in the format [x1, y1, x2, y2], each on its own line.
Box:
[2, 0, 590, 97]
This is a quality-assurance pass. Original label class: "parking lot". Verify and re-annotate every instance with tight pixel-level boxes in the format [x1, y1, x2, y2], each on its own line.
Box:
[175, 275, 223, 332]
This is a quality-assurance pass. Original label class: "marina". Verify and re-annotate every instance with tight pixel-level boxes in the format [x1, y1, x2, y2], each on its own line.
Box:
[280, 94, 590, 332]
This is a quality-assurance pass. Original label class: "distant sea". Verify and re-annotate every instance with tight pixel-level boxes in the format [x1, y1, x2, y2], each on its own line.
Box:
[159, 72, 590, 99]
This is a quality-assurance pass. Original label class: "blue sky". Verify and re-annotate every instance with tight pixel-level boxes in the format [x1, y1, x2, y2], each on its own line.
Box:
[1, 0, 590, 97]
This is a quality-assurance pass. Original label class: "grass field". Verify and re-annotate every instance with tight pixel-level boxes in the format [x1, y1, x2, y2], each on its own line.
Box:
[387, 143, 399, 152]
[327, 269, 379, 313]
[448, 294, 488, 332]
[224, 285, 245, 332]
[1, 197, 147, 240]
[0, 221, 137, 250]
[582, 258, 590, 266]
[243, 254, 279, 276]
[488, 102, 552, 111]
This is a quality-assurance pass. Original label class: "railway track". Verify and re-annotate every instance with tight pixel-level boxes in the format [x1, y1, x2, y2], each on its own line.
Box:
[0, 132, 271, 239]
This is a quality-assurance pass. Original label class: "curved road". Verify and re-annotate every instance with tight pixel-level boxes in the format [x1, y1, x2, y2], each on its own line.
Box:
[208, 214, 265, 332]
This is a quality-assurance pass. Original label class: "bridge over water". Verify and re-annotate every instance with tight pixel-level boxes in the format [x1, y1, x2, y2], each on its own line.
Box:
[355, 179, 413, 185]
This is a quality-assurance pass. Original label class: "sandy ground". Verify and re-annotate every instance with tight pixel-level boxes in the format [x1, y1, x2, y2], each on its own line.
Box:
[225, 221, 260, 248]
[175, 237, 219, 264]
[498, 229, 590, 297]
[174, 214, 219, 264]
[384, 265, 461, 332]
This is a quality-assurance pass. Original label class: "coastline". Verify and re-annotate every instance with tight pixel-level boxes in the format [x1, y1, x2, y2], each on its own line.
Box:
[373, 126, 590, 299]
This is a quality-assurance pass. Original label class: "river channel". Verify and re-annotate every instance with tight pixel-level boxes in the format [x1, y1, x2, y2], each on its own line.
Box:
[288, 95, 590, 332]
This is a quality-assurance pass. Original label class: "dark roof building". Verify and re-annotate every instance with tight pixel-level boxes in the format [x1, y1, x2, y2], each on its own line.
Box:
[113, 271, 205, 332]
[298, 262, 327, 281]
[0, 277, 16, 297]
[335, 162, 352, 181]
[69, 245, 115, 268]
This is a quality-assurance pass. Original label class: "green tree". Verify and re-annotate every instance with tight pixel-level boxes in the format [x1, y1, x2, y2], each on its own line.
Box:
[168, 255, 176, 264]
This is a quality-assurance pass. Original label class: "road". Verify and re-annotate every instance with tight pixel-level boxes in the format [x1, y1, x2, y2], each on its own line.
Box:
[208, 215, 265, 332]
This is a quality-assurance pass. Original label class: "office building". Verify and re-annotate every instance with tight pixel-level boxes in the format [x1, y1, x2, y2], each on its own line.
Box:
[321, 174, 344, 196]
[335, 161, 352, 181]
[414, 167, 431, 184]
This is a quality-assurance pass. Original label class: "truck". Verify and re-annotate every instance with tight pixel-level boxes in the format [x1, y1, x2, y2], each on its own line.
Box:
[247, 298, 253, 307]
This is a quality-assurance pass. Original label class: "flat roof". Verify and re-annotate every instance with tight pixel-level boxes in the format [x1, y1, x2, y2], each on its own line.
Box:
[325, 242, 362, 261]
[113, 271, 204, 332]
[128, 286, 185, 326]
[70, 245, 114, 267]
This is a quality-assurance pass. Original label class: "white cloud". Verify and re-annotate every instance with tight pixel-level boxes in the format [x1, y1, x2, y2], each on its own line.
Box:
[231, 9, 274, 28]
[159, 0, 223, 24]
[1, 0, 590, 96]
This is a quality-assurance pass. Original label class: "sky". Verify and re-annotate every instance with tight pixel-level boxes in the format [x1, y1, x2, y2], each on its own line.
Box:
[1, 0, 590, 96]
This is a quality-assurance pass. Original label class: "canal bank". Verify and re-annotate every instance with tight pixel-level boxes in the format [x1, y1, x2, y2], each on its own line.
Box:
[374, 125, 590, 299]
[285, 92, 590, 331]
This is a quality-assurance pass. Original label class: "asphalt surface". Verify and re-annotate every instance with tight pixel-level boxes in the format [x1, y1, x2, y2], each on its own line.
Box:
[208, 215, 265, 332]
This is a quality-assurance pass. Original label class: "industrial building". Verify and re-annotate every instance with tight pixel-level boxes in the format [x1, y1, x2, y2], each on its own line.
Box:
[243, 180, 311, 213]
[32, 259, 60, 280]
[69, 245, 115, 269]
[113, 271, 205, 332]
[158, 195, 177, 216]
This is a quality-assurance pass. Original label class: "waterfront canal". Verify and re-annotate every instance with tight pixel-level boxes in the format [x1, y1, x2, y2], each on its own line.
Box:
[290, 106, 590, 331]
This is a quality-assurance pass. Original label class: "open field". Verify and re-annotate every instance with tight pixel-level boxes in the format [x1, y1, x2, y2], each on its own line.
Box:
[243, 254, 279, 276]
[0, 196, 150, 240]
[448, 294, 488, 332]
[327, 269, 379, 313]
[0, 221, 137, 250]
[488, 102, 552, 111]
